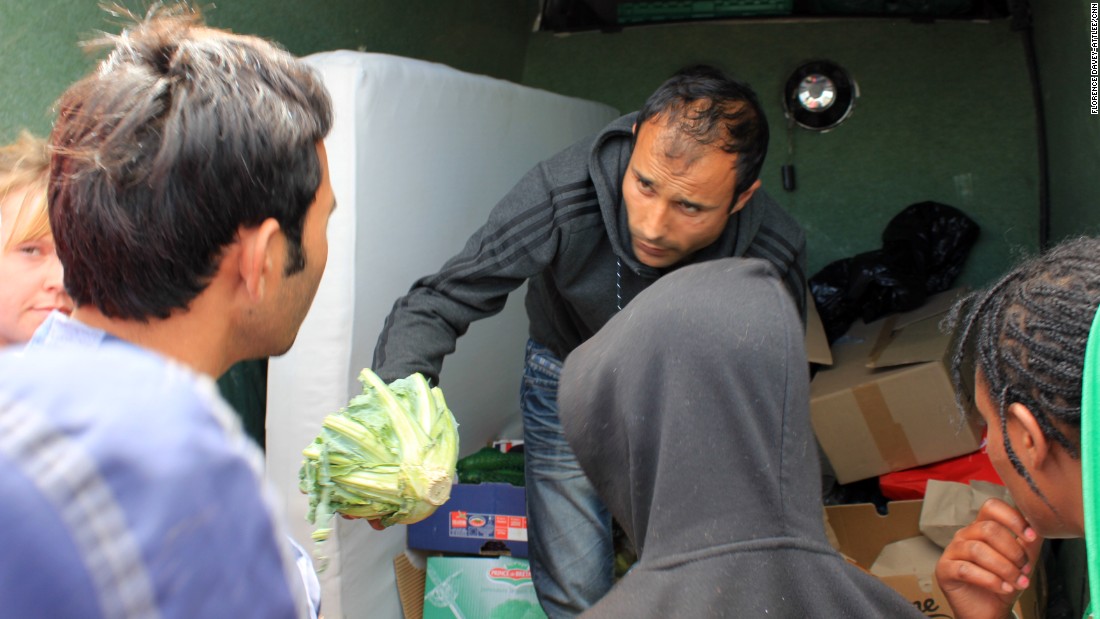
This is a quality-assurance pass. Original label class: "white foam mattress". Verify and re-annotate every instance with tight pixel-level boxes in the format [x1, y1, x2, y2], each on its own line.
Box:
[266, 51, 618, 619]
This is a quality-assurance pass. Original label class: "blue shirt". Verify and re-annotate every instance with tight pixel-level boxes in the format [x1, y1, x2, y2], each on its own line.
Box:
[0, 313, 313, 618]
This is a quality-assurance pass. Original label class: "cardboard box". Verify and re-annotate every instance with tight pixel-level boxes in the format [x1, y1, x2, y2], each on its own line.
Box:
[809, 289, 983, 483]
[407, 482, 528, 557]
[395, 553, 427, 619]
[824, 501, 1045, 619]
[805, 285, 833, 367]
[422, 556, 546, 619]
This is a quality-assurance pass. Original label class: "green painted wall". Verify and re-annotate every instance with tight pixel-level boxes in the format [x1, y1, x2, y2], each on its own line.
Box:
[0, 2, 102, 140]
[204, 1, 534, 81]
[1033, 1, 1100, 243]
[0, 0, 534, 142]
[0, 3, 1050, 288]
[523, 18, 1038, 287]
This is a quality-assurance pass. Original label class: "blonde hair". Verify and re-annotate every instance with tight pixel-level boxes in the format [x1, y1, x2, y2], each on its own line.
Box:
[0, 131, 51, 250]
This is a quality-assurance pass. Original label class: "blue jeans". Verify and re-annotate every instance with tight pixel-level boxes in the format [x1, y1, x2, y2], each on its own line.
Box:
[520, 340, 614, 618]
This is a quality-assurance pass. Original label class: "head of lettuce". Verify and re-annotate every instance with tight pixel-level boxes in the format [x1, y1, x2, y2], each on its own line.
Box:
[299, 368, 460, 541]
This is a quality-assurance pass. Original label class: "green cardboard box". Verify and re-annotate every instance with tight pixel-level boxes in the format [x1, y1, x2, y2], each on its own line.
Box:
[422, 556, 546, 619]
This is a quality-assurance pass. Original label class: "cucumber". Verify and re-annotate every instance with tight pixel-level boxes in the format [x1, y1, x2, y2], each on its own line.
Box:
[456, 447, 525, 473]
[459, 468, 526, 487]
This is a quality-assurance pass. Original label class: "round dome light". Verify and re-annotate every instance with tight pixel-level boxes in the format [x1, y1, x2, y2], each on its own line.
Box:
[784, 61, 858, 131]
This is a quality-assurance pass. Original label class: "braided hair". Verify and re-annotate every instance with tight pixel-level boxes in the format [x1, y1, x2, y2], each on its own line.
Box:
[945, 236, 1100, 499]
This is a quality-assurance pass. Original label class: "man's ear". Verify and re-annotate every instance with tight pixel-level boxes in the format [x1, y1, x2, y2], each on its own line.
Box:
[1006, 402, 1050, 468]
[237, 218, 283, 302]
[730, 179, 762, 215]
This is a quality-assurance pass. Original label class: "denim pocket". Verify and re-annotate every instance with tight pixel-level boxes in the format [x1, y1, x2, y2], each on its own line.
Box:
[521, 340, 562, 390]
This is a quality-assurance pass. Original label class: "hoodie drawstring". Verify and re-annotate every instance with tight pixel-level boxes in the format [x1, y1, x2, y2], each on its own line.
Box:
[616, 258, 623, 311]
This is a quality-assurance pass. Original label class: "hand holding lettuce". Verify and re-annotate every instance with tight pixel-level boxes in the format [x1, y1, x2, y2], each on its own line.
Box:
[299, 369, 460, 543]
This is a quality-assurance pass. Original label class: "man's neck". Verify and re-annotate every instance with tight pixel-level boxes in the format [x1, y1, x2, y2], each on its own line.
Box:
[71, 305, 236, 379]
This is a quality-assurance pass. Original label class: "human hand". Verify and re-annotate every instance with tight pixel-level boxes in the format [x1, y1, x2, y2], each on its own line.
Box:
[934, 498, 1042, 619]
[338, 513, 387, 531]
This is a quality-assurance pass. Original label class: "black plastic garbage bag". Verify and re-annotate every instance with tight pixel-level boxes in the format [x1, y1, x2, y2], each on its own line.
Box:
[808, 256, 858, 344]
[810, 201, 979, 344]
[882, 201, 980, 294]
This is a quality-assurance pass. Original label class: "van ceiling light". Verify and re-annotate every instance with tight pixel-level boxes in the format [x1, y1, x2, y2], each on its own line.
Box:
[783, 60, 858, 132]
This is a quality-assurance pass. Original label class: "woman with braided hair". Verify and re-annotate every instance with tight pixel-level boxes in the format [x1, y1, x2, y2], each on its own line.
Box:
[935, 236, 1100, 619]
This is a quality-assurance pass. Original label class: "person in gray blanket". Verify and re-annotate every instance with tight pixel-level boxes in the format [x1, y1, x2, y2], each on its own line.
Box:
[372, 65, 807, 616]
[558, 258, 926, 618]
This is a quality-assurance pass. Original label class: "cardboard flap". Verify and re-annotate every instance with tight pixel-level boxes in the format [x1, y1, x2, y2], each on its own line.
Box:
[824, 500, 923, 568]
[891, 288, 967, 331]
[805, 287, 833, 366]
[809, 317, 884, 396]
[867, 313, 949, 368]
[394, 553, 426, 619]
[866, 288, 966, 369]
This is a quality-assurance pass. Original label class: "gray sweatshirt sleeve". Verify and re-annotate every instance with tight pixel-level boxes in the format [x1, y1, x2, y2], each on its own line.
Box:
[745, 190, 808, 323]
[371, 162, 567, 384]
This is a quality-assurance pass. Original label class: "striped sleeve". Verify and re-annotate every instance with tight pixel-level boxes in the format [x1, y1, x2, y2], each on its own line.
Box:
[373, 166, 601, 383]
[745, 223, 807, 323]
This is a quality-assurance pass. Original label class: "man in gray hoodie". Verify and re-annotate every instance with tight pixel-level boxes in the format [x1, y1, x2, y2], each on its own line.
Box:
[373, 65, 807, 617]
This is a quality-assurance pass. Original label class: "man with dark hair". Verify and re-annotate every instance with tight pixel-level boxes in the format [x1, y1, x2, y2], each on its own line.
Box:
[0, 5, 333, 618]
[372, 65, 806, 616]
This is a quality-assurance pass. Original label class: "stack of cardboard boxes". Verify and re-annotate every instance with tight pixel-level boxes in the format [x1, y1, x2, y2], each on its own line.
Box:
[808, 288, 983, 485]
[807, 289, 1046, 618]
[399, 469, 543, 618]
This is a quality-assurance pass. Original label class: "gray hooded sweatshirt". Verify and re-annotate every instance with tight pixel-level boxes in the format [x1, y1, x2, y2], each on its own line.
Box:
[373, 113, 806, 382]
[558, 258, 927, 618]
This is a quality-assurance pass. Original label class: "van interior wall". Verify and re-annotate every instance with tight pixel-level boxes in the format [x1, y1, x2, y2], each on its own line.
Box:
[4, 3, 1095, 287]
[522, 18, 1039, 288]
[1032, 1, 1100, 243]
[0, 0, 536, 141]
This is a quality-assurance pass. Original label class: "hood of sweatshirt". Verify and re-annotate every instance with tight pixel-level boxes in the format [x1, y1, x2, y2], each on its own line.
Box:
[558, 259, 927, 617]
[559, 258, 822, 558]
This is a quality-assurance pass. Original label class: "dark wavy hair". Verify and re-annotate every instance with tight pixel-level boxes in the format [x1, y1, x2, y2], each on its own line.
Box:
[946, 236, 1100, 498]
[49, 3, 333, 320]
[635, 65, 769, 198]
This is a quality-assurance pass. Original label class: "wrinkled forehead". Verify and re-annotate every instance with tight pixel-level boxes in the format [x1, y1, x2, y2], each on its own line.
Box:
[651, 122, 709, 164]
[640, 118, 736, 177]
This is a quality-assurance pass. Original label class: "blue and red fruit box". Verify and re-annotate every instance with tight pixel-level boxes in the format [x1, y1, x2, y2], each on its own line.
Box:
[407, 482, 528, 558]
